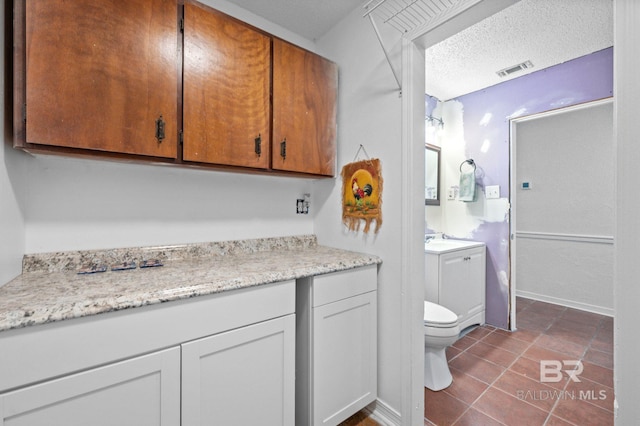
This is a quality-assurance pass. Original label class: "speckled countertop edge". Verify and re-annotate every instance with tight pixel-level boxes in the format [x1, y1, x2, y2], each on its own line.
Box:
[0, 236, 381, 333]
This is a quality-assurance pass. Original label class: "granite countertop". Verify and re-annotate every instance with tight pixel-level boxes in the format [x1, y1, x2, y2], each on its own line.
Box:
[0, 235, 381, 333]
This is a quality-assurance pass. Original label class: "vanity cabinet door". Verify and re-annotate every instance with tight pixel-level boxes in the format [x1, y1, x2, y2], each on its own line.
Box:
[272, 39, 338, 176]
[0, 347, 180, 426]
[181, 314, 295, 426]
[183, 2, 271, 169]
[439, 246, 486, 329]
[21, 0, 179, 158]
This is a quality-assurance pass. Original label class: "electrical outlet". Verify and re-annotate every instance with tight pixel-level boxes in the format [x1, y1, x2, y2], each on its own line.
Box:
[486, 185, 500, 199]
[296, 194, 310, 214]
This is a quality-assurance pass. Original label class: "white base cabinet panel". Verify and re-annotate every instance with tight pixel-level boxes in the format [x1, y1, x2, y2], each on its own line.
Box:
[182, 314, 295, 426]
[296, 265, 378, 426]
[426, 245, 486, 330]
[0, 280, 296, 426]
[0, 347, 180, 426]
[313, 292, 377, 425]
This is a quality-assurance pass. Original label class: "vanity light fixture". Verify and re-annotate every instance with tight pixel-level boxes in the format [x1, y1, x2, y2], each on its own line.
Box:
[426, 114, 444, 130]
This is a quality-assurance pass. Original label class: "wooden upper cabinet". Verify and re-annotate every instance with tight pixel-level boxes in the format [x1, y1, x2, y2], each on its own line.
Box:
[182, 3, 271, 169]
[22, 0, 179, 158]
[272, 39, 338, 177]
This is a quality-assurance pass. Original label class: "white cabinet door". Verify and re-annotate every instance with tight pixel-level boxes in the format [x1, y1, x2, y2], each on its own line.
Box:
[0, 347, 180, 426]
[181, 314, 295, 426]
[439, 251, 470, 318]
[312, 290, 377, 426]
[439, 247, 486, 329]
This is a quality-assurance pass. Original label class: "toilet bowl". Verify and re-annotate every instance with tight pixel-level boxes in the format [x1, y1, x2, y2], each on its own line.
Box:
[424, 300, 460, 391]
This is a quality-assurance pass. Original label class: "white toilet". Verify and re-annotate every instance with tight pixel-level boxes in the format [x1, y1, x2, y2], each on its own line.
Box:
[424, 300, 460, 391]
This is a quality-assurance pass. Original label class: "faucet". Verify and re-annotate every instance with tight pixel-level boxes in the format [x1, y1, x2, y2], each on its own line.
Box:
[425, 232, 449, 243]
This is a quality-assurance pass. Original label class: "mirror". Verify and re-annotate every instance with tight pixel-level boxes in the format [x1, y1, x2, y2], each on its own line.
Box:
[425, 144, 440, 206]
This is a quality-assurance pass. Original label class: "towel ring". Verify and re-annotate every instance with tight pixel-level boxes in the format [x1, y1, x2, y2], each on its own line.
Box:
[460, 159, 476, 173]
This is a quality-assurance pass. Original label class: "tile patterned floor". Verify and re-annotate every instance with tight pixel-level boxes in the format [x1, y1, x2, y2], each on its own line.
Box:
[424, 297, 614, 426]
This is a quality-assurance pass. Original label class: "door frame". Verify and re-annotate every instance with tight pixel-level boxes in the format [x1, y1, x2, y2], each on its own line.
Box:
[508, 97, 614, 330]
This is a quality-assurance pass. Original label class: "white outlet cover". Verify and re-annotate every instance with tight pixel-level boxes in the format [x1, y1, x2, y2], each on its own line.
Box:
[486, 185, 500, 199]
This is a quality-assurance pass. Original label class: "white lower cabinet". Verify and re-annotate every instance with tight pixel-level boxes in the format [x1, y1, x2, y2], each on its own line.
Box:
[0, 348, 181, 426]
[0, 280, 296, 426]
[426, 245, 486, 330]
[181, 314, 295, 426]
[296, 265, 378, 426]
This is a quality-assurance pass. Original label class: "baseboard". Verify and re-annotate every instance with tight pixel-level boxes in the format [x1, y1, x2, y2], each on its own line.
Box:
[365, 398, 401, 426]
[516, 290, 614, 317]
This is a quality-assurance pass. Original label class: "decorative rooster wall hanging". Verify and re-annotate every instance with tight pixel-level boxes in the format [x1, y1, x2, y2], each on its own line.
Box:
[341, 157, 383, 234]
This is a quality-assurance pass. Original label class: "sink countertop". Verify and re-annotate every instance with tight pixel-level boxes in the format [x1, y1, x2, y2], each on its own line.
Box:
[424, 239, 485, 254]
[0, 235, 381, 333]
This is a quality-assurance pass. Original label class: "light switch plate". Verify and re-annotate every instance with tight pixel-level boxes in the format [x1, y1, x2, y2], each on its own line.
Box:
[486, 185, 500, 199]
[447, 187, 456, 200]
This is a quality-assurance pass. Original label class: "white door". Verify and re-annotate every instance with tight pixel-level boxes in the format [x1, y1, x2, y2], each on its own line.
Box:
[181, 314, 295, 426]
[0, 347, 180, 426]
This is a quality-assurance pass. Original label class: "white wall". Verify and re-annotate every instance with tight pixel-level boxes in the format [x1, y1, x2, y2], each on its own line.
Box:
[22, 155, 315, 253]
[314, 7, 406, 420]
[426, 100, 503, 236]
[0, 2, 26, 286]
[614, 0, 640, 422]
[514, 101, 614, 315]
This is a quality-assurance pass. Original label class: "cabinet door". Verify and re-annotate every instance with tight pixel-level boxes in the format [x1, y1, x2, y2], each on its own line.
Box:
[465, 248, 487, 322]
[0, 347, 180, 426]
[183, 3, 271, 169]
[24, 0, 178, 158]
[439, 248, 486, 324]
[182, 315, 295, 425]
[272, 39, 337, 176]
[313, 291, 377, 426]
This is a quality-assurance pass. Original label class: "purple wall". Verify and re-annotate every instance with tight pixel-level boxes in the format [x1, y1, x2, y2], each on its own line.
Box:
[451, 47, 613, 328]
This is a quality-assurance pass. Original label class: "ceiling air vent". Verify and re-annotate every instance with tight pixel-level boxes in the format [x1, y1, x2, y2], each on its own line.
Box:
[496, 60, 534, 78]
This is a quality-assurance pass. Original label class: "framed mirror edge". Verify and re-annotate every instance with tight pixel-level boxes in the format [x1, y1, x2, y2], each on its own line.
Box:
[425, 143, 441, 206]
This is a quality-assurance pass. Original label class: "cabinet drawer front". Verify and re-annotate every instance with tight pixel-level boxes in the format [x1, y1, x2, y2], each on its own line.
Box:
[0, 347, 180, 426]
[313, 265, 377, 307]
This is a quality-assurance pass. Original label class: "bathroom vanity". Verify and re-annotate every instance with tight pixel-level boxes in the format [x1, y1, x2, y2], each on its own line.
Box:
[425, 239, 486, 330]
[0, 236, 380, 426]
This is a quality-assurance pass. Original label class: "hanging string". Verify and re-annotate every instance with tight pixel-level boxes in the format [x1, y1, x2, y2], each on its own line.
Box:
[352, 144, 372, 163]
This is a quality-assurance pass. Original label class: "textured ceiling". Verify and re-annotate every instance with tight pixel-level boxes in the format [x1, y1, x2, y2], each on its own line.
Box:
[425, 0, 614, 100]
[226, 0, 613, 100]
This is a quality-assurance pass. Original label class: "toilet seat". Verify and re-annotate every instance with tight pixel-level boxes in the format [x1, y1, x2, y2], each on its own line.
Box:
[424, 301, 458, 328]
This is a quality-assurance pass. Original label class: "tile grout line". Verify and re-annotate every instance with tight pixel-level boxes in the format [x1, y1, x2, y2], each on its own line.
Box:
[449, 327, 542, 425]
[427, 299, 613, 426]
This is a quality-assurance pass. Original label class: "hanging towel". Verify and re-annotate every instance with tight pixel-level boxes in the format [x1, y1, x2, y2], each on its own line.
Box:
[458, 170, 476, 202]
